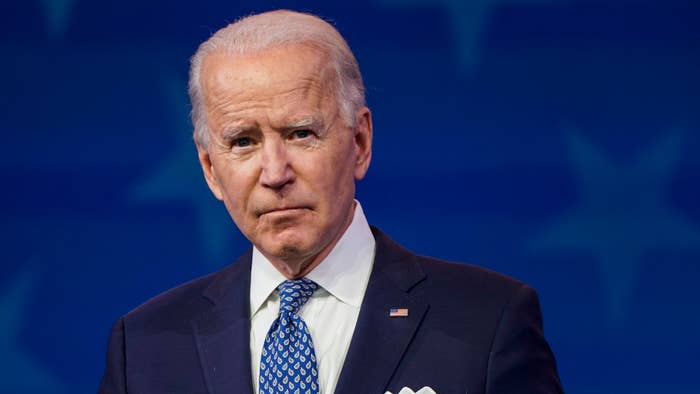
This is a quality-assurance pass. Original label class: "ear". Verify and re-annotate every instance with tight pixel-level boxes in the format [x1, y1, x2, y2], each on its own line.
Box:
[353, 106, 373, 180]
[196, 141, 224, 201]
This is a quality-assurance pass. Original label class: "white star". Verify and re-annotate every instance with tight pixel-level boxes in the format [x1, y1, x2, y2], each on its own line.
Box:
[0, 266, 65, 393]
[531, 130, 700, 328]
[375, 0, 568, 72]
[128, 73, 241, 267]
[39, 0, 77, 39]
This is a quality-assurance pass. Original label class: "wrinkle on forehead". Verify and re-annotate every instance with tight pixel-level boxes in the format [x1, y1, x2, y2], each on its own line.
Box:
[206, 80, 329, 135]
[200, 45, 338, 133]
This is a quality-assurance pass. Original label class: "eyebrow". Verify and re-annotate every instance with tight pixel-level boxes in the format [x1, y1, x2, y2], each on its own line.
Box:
[285, 117, 322, 130]
[219, 117, 323, 141]
[221, 127, 247, 141]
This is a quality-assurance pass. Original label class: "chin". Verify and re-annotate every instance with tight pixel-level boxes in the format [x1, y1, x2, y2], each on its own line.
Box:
[256, 222, 331, 262]
[261, 234, 313, 259]
[277, 245, 307, 261]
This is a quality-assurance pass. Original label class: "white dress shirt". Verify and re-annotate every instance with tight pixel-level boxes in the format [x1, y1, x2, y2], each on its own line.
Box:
[249, 202, 376, 394]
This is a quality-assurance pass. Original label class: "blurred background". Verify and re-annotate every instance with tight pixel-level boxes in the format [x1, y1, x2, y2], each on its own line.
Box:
[2, 0, 699, 392]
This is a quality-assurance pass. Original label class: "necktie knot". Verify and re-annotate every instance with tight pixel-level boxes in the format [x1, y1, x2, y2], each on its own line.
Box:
[277, 278, 317, 316]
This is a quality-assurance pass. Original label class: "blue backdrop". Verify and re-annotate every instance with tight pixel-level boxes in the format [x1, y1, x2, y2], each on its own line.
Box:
[2, 1, 699, 393]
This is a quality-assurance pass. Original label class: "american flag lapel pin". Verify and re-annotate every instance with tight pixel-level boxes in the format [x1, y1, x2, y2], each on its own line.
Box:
[389, 307, 409, 317]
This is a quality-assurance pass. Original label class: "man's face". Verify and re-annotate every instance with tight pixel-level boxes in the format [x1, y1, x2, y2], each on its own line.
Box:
[197, 45, 372, 278]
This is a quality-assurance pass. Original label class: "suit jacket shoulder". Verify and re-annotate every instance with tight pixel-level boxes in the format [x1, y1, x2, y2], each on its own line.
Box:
[99, 250, 254, 394]
[125, 268, 218, 325]
[341, 228, 563, 394]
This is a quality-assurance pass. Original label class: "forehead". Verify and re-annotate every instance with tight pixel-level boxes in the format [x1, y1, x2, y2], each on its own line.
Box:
[200, 45, 336, 122]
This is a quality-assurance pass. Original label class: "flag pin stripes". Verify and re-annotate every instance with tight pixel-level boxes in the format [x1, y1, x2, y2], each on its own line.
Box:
[389, 308, 408, 317]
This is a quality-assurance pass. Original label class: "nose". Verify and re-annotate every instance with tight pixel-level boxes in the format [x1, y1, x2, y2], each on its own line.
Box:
[259, 138, 295, 190]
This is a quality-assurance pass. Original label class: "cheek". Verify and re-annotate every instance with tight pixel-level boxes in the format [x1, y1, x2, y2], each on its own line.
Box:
[312, 155, 356, 208]
[212, 164, 255, 217]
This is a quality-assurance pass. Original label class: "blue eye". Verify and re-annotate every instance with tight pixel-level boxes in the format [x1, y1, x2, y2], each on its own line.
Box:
[233, 137, 252, 147]
[294, 130, 311, 138]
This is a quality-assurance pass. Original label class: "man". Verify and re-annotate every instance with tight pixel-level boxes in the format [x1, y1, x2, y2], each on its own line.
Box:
[99, 10, 563, 394]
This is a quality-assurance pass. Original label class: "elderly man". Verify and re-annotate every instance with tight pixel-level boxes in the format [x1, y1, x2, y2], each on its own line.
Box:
[99, 10, 563, 394]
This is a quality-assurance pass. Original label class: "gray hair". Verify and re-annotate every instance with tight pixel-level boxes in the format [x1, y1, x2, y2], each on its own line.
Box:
[188, 10, 366, 149]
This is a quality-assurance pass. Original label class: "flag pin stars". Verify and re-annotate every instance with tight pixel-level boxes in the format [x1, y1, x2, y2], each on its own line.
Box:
[389, 308, 408, 317]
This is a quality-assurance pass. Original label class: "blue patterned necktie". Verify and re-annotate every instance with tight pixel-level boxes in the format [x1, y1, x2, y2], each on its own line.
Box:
[259, 278, 320, 394]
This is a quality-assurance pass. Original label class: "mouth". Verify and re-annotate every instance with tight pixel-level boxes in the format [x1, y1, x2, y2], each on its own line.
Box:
[257, 206, 311, 217]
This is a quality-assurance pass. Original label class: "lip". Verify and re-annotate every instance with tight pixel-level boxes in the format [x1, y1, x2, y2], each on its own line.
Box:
[258, 206, 310, 217]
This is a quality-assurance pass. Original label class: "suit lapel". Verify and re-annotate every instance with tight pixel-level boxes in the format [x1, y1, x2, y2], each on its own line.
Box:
[335, 228, 429, 394]
[192, 250, 255, 394]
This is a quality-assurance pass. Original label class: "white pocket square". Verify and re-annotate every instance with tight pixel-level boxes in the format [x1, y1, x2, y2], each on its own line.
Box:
[385, 387, 437, 394]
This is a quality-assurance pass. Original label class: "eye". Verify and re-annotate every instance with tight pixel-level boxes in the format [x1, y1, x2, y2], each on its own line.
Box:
[292, 129, 312, 139]
[232, 137, 253, 147]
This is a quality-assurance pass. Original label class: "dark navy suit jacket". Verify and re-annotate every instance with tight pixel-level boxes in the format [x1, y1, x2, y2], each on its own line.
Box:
[99, 228, 563, 393]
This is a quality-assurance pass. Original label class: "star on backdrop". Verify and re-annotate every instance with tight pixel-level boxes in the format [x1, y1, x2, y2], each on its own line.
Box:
[0, 266, 65, 393]
[376, 0, 568, 72]
[531, 130, 700, 329]
[39, 0, 77, 39]
[128, 73, 236, 267]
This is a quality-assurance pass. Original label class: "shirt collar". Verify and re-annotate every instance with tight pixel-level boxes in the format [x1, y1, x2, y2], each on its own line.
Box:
[249, 201, 376, 317]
